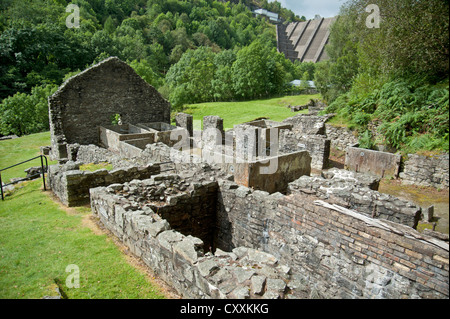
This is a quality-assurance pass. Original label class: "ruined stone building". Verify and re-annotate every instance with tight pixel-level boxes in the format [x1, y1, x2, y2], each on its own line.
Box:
[46, 57, 449, 299]
[48, 57, 171, 160]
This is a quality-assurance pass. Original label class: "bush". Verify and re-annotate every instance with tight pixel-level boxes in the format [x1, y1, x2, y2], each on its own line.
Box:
[358, 130, 376, 150]
[0, 84, 58, 136]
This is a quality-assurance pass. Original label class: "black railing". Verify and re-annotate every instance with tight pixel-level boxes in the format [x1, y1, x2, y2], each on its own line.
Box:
[0, 155, 48, 201]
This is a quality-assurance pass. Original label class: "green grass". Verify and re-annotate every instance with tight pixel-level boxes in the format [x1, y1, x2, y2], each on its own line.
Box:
[182, 94, 321, 130]
[0, 132, 167, 299]
[0, 180, 167, 299]
[0, 132, 55, 183]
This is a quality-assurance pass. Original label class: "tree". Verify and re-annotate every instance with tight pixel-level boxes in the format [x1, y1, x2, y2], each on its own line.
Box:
[166, 47, 216, 109]
[300, 71, 310, 92]
[212, 49, 237, 101]
[0, 84, 58, 136]
[129, 59, 163, 88]
[231, 40, 286, 99]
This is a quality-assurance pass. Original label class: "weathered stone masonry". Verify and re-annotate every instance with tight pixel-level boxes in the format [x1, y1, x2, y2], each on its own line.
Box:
[90, 175, 301, 299]
[44, 57, 448, 299]
[400, 154, 449, 189]
[287, 169, 422, 228]
[90, 173, 449, 299]
[48, 57, 171, 159]
[48, 161, 160, 207]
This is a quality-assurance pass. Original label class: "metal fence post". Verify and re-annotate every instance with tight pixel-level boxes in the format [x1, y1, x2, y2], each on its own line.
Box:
[0, 172, 4, 201]
[40, 155, 47, 191]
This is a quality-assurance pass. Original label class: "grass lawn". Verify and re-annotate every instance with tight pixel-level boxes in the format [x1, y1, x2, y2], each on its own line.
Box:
[0, 133, 170, 299]
[0, 180, 168, 299]
[182, 94, 321, 130]
[0, 132, 54, 183]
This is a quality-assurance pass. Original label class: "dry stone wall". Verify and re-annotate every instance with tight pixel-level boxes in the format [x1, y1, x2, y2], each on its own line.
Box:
[325, 124, 359, 151]
[400, 154, 449, 189]
[48, 161, 160, 207]
[89, 176, 306, 299]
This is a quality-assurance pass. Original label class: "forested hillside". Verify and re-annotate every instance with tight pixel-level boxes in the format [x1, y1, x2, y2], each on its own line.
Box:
[0, 0, 310, 136]
[315, 0, 449, 154]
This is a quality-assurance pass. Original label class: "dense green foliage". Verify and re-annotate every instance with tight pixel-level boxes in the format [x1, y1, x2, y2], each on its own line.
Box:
[315, 0, 449, 153]
[0, 84, 58, 136]
[164, 39, 307, 109]
[0, 0, 308, 136]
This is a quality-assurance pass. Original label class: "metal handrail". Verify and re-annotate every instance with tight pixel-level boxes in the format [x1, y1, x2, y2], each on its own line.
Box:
[0, 155, 48, 201]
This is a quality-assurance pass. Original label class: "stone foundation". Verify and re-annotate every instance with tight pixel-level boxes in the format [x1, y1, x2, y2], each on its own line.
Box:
[90, 176, 306, 299]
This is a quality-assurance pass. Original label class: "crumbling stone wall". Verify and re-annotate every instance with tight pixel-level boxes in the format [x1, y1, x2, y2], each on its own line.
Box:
[90, 176, 306, 299]
[280, 131, 330, 170]
[103, 174, 218, 250]
[90, 173, 449, 299]
[48, 161, 160, 207]
[287, 170, 421, 228]
[400, 153, 449, 189]
[48, 57, 171, 159]
[215, 179, 448, 298]
[282, 114, 327, 135]
[325, 124, 359, 151]
[279, 114, 331, 170]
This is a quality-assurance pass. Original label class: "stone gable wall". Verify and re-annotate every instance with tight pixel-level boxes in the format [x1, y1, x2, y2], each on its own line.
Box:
[48, 57, 171, 159]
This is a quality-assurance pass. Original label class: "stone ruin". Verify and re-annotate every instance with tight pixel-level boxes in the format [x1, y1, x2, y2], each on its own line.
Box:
[48, 57, 171, 160]
[45, 57, 449, 299]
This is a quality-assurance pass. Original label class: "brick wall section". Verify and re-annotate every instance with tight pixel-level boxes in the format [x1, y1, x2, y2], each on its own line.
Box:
[400, 153, 449, 189]
[271, 194, 449, 298]
[216, 181, 449, 298]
